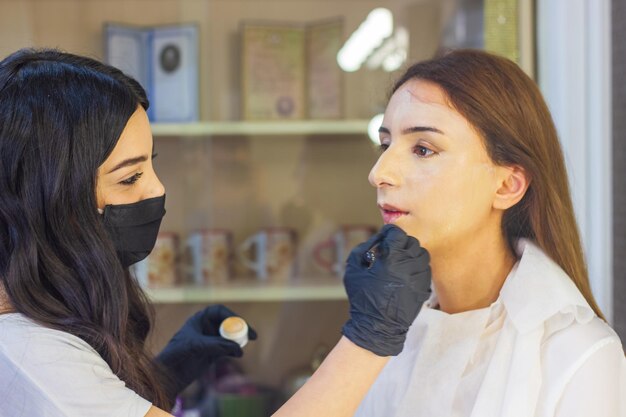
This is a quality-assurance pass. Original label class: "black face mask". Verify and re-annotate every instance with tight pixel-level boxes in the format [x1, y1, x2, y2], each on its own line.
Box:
[100, 195, 166, 267]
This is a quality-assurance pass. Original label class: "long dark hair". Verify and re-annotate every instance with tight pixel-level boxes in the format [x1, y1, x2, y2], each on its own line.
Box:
[0, 49, 171, 408]
[391, 49, 605, 320]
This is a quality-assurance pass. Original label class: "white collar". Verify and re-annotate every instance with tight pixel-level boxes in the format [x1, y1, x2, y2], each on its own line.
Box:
[500, 238, 594, 333]
[424, 239, 594, 334]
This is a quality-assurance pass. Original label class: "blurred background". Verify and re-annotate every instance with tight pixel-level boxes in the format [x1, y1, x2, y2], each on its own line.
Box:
[0, 0, 622, 415]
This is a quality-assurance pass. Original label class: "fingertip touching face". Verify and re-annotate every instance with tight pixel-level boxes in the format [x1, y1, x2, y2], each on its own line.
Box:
[369, 79, 512, 256]
[96, 106, 165, 209]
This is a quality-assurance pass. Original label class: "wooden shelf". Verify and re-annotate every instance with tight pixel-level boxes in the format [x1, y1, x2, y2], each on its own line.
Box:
[151, 119, 370, 137]
[144, 278, 347, 303]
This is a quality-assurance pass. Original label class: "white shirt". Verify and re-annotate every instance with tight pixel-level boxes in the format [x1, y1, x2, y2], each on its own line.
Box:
[355, 239, 626, 417]
[0, 313, 152, 417]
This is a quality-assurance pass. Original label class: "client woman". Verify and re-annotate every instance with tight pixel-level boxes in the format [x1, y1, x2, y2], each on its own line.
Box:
[354, 49, 625, 417]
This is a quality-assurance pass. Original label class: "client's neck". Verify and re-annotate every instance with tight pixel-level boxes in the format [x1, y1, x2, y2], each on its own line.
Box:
[429, 232, 516, 315]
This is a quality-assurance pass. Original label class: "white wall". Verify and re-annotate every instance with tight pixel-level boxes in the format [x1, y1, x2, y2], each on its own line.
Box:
[537, 0, 613, 321]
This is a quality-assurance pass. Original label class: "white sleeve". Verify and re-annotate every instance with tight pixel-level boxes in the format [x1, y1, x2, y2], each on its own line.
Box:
[0, 316, 152, 417]
[554, 337, 626, 417]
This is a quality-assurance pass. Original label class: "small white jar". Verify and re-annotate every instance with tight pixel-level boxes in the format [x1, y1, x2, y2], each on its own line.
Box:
[219, 316, 249, 348]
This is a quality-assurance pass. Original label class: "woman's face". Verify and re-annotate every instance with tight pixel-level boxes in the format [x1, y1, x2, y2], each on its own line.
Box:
[96, 107, 164, 209]
[369, 79, 504, 255]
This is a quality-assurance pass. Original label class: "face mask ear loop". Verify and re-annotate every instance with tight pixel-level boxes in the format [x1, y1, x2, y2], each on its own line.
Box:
[97, 208, 104, 214]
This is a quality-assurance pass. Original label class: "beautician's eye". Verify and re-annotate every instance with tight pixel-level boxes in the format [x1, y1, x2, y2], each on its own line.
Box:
[119, 172, 143, 186]
[414, 145, 435, 158]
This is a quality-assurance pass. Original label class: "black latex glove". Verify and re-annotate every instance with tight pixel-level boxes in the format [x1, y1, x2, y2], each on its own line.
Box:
[155, 304, 257, 401]
[342, 224, 431, 357]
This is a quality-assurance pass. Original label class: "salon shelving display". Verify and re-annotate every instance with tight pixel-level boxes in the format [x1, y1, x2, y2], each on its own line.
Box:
[150, 119, 370, 138]
[146, 119, 373, 304]
[0, 0, 537, 406]
[145, 278, 347, 303]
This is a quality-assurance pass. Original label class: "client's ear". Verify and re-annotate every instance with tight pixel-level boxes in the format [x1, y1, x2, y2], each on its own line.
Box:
[493, 165, 530, 210]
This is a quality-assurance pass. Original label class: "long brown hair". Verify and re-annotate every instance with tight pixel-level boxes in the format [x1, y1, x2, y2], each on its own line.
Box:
[392, 49, 605, 320]
[0, 49, 172, 408]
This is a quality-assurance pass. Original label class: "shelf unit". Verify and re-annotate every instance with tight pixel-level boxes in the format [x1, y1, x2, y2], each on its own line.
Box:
[145, 118, 374, 304]
[147, 118, 371, 304]
[145, 279, 347, 303]
[151, 119, 370, 137]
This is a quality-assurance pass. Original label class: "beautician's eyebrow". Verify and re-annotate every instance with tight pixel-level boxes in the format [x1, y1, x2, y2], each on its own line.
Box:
[107, 144, 156, 174]
[107, 155, 148, 174]
[379, 126, 445, 135]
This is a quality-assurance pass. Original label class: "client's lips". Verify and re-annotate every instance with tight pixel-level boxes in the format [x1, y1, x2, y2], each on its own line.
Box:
[378, 203, 409, 224]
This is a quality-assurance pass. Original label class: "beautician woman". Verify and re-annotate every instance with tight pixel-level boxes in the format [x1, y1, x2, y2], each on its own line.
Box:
[0, 49, 431, 417]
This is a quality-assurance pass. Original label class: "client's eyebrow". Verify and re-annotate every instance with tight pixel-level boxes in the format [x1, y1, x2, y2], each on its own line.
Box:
[379, 126, 445, 135]
[107, 155, 148, 174]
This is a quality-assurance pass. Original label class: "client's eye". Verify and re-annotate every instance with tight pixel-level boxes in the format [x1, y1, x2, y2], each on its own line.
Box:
[378, 143, 389, 153]
[414, 145, 435, 158]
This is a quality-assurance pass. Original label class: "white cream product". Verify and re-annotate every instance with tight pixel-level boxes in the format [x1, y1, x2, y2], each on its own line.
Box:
[219, 316, 249, 348]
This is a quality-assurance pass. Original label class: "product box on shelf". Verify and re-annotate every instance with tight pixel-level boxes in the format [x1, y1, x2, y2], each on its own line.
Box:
[306, 18, 344, 119]
[104, 22, 199, 123]
[241, 18, 343, 121]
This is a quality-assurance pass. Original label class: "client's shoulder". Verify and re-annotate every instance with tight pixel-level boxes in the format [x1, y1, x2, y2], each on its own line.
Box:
[544, 316, 621, 352]
[541, 315, 624, 378]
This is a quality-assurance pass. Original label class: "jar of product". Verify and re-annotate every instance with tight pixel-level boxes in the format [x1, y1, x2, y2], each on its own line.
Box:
[219, 316, 249, 348]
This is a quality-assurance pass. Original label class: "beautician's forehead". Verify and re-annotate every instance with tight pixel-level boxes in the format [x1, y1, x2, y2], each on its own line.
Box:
[99, 107, 152, 173]
[118, 107, 151, 146]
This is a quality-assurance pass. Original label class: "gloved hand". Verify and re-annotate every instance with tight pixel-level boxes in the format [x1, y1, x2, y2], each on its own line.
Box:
[155, 304, 257, 402]
[342, 224, 431, 356]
